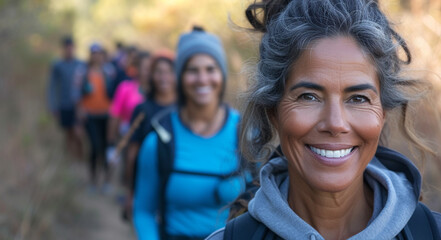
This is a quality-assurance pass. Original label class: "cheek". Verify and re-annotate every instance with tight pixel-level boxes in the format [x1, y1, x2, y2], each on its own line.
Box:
[182, 76, 194, 91]
[212, 73, 223, 88]
[348, 106, 384, 142]
[276, 100, 321, 177]
[153, 73, 160, 82]
[165, 74, 174, 84]
[277, 99, 320, 139]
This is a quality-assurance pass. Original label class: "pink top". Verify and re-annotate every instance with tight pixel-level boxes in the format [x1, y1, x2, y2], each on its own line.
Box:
[110, 80, 144, 123]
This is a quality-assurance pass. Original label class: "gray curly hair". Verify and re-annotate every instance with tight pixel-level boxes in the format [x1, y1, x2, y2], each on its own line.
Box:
[241, 0, 424, 161]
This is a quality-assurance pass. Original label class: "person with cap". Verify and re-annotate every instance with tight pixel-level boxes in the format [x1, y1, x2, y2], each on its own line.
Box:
[77, 42, 115, 192]
[133, 26, 245, 240]
[47, 35, 84, 159]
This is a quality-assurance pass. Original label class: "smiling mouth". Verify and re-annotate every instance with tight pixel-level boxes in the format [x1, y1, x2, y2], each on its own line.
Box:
[195, 86, 211, 94]
[308, 145, 354, 158]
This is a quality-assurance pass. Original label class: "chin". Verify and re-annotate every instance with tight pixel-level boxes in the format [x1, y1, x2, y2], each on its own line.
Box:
[192, 97, 215, 107]
[306, 172, 362, 193]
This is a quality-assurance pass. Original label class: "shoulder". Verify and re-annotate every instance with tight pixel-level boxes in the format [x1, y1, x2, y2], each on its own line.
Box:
[226, 105, 240, 117]
[103, 62, 115, 70]
[130, 103, 144, 122]
[141, 131, 158, 149]
[205, 228, 225, 240]
[432, 211, 441, 235]
[212, 213, 266, 240]
[226, 106, 240, 124]
[125, 80, 138, 89]
[133, 102, 146, 115]
[157, 107, 177, 125]
[51, 59, 62, 69]
[140, 99, 155, 112]
[113, 81, 131, 97]
[74, 59, 84, 66]
[138, 132, 159, 165]
[118, 80, 131, 89]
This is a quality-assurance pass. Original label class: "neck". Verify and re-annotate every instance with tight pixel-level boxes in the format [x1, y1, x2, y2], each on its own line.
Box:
[288, 171, 373, 240]
[180, 101, 225, 137]
[155, 91, 176, 106]
[90, 62, 101, 69]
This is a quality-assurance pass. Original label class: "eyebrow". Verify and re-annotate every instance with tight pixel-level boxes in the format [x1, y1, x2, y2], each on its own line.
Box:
[289, 82, 324, 91]
[289, 82, 378, 94]
[344, 84, 378, 94]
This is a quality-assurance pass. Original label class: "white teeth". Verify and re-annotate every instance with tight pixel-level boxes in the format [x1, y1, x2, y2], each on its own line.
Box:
[310, 146, 353, 158]
[196, 86, 211, 94]
[325, 150, 333, 158]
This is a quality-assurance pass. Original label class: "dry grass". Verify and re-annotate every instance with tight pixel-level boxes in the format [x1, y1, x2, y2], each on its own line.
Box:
[0, 65, 92, 239]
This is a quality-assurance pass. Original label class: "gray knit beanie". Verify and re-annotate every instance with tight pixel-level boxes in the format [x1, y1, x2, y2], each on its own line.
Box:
[175, 27, 228, 83]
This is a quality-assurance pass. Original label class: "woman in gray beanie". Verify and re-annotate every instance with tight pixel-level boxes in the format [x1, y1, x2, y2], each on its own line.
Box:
[133, 26, 245, 240]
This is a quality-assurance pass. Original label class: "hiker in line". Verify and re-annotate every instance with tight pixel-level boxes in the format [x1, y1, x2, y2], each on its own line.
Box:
[133, 27, 245, 240]
[77, 43, 115, 192]
[208, 0, 441, 239]
[111, 41, 125, 69]
[106, 52, 151, 176]
[109, 46, 139, 99]
[123, 49, 176, 221]
[47, 36, 84, 159]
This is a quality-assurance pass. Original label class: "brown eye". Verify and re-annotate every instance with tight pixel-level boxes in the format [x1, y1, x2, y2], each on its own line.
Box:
[206, 65, 218, 74]
[298, 93, 319, 102]
[348, 95, 369, 104]
[185, 67, 198, 74]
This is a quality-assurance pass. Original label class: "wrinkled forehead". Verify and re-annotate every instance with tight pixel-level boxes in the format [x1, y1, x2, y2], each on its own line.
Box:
[290, 36, 378, 83]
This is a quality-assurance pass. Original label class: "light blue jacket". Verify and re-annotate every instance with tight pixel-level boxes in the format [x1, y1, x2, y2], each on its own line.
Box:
[134, 108, 244, 239]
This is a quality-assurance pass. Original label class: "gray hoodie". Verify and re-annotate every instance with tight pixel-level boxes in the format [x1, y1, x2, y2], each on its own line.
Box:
[207, 146, 441, 240]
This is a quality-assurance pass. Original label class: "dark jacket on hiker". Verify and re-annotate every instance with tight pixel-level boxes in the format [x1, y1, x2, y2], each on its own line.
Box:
[207, 146, 441, 240]
[47, 58, 84, 112]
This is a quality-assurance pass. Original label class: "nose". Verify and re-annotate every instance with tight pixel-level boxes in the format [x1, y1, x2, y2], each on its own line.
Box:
[317, 100, 350, 136]
[196, 70, 210, 84]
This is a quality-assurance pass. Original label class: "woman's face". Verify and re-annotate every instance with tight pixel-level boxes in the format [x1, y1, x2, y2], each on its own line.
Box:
[153, 59, 175, 94]
[274, 36, 385, 192]
[91, 51, 104, 65]
[182, 54, 223, 107]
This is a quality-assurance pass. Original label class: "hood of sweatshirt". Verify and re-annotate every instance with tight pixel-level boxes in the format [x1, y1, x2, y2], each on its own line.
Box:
[247, 146, 421, 240]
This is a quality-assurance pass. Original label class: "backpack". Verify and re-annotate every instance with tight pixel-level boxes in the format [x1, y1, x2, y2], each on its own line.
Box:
[151, 107, 246, 240]
[223, 202, 440, 240]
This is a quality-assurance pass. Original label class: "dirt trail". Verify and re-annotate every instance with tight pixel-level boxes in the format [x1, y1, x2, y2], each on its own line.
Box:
[67, 162, 137, 240]
[77, 191, 136, 240]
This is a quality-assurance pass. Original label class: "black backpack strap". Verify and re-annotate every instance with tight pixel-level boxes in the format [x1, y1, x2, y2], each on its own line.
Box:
[399, 202, 440, 240]
[153, 108, 175, 240]
[224, 212, 280, 240]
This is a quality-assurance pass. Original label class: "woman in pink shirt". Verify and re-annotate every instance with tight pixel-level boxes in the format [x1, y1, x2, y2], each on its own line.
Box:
[107, 52, 151, 165]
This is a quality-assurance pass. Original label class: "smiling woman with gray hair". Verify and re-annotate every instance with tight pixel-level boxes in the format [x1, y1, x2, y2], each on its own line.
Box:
[207, 0, 441, 239]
